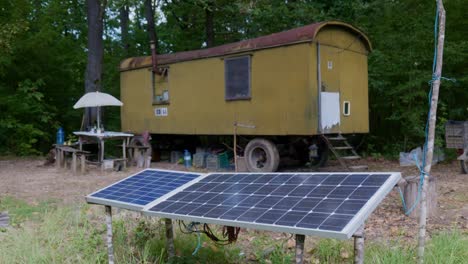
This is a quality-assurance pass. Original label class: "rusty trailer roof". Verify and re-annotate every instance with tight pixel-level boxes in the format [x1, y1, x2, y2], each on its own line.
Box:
[120, 21, 371, 71]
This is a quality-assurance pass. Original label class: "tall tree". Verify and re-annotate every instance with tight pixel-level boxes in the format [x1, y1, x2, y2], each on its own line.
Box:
[204, 0, 214, 47]
[84, 0, 106, 128]
[144, 0, 158, 50]
[119, 3, 130, 55]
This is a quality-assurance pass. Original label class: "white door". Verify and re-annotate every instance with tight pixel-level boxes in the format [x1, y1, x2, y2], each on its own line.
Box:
[320, 92, 340, 133]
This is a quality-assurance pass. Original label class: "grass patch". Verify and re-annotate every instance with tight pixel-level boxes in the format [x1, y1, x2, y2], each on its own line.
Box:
[0, 205, 107, 263]
[0, 196, 56, 225]
[0, 198, 467, 263]
[311, 232, 468, 264]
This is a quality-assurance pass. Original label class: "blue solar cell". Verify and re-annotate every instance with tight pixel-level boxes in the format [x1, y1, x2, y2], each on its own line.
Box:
[273, 197, 302, 210]
[302, 174, 328, 185]
[328, 187, 356, 199]
[321, 174, 348, 185]
[254, 185, 281, 195]
[237, 208, 267, 222]
[349, 187, 379, 200]
[335, 200, 366, 214]
[255, 209, 286, 224]
[204, 205, 231, 218]
[296, 213, 328, 229]
[87, 169, 202, 208]
[289, 185, 314, 197]
[255, 196, 283, 209]
[313, 199, 343, 213]
[238, 195, 263, 207]
[308, 186, 335, 197]
[221, 207, 249, 220]
[270, 185, 296, 196]
[319, 214, 353, 231]
[175, 203, 201, 214]
[292, 198, 322, 212]
[275, 211, 306, 226]
[361, 174, 391, 186]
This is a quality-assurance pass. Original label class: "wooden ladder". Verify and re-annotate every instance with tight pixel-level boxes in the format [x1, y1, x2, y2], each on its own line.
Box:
[321, 134, 368, 171]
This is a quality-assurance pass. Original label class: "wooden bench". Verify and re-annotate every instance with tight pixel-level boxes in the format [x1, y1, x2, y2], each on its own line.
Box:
[126, 144, 151, 167]
[55, 145, 90, 175]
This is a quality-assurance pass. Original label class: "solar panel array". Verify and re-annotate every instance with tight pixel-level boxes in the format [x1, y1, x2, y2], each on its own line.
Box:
[144, 172, 400, 239]
[86, 169, 202, 210]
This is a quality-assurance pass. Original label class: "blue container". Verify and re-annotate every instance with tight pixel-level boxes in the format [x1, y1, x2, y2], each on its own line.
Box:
[184, 149, 192, 168]
[56, 127, 64, 145]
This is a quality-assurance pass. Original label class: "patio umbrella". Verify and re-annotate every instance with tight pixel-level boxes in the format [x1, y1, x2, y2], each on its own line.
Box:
[73, 91, 123, 130]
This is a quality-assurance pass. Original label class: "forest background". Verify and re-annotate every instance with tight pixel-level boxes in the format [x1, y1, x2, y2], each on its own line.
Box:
[0, 0, 466, 157]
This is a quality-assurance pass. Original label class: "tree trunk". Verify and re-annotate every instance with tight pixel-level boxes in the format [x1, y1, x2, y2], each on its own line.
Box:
[119, 4, 129, 55]
[418, 1, 445, 263]
[144, 0, 158, 50]
[84, 0, 106, 129]
[205, 1, 214, 47]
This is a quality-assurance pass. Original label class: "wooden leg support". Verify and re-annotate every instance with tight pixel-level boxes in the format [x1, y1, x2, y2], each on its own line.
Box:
[105, 206, 115, 264]
[72, 153, 77, 175]
[165, 218, 175, 259]
[353, 224, 365, 264]
[55, 148, 60, 169]
[80, 154, 86, 174]
[295, 234, 305, 264]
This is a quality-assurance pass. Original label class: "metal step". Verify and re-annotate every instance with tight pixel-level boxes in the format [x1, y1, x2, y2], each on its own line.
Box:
[349, 165, 369, 171]
[341, 155, 361, 160]
[326, 136, 346, 140]
[333, 146, 353, 150]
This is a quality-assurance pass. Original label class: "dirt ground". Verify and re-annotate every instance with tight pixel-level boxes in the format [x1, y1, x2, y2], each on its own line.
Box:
[0, 156, 466, 244]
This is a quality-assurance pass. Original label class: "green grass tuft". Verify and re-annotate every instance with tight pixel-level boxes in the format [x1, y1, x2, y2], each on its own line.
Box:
[0, 196, 56, 225]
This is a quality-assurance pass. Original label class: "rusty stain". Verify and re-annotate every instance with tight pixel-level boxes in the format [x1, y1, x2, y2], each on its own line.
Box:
[120, 21, 371, 71]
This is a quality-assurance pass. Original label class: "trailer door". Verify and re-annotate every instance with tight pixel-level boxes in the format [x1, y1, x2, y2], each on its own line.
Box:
[317, 43, 341, 133]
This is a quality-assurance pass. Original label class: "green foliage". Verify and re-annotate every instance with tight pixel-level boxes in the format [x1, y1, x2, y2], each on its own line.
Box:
[0, 0, 467, 156]
[424, 231, 468, 264]
[0, 79, 57, 155]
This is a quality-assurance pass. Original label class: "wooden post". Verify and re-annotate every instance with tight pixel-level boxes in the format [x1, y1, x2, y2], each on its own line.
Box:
[105, 206, 115, 264]
[295, 234, 305, 264]
[165, 218, 175, 259]
[418, 1, 445, 263]
[122, 139, 127, 169]
[353, 224, 365, 264]
[55, 146, 60, 169]
[72, 152, 77, 175]
[80, 154, 86, 174]
[100, 140, 105, 171]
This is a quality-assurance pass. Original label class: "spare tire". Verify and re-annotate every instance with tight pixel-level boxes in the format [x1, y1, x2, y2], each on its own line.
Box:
[244, 138, 280, 172]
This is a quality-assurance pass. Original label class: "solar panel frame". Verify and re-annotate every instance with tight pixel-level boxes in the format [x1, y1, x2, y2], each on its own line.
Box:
[85, 169, 206, 211]
[143, 172, 401, 239]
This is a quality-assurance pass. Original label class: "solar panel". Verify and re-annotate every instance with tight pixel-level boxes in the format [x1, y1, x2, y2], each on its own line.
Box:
[86, 169, 204, 211]
[143, 172, 401, 239]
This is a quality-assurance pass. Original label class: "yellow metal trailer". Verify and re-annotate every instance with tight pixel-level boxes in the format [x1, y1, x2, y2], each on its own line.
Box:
[120, 21, 372, 172]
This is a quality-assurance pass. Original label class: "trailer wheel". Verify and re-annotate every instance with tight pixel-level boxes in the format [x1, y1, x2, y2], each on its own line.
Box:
[309, 136, 328, 168]
[245, 138, 280, 172]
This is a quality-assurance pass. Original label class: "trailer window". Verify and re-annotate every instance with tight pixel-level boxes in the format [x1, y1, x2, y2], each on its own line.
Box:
[225, 56, 251, 100]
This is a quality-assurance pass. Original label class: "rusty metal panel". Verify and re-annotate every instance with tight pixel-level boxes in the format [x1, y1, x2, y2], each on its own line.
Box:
[120, 21, 371, 72]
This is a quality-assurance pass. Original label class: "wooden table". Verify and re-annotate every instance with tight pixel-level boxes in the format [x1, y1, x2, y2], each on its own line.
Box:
[55, 145, 90, 175]
[73, 131, 134, 170]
